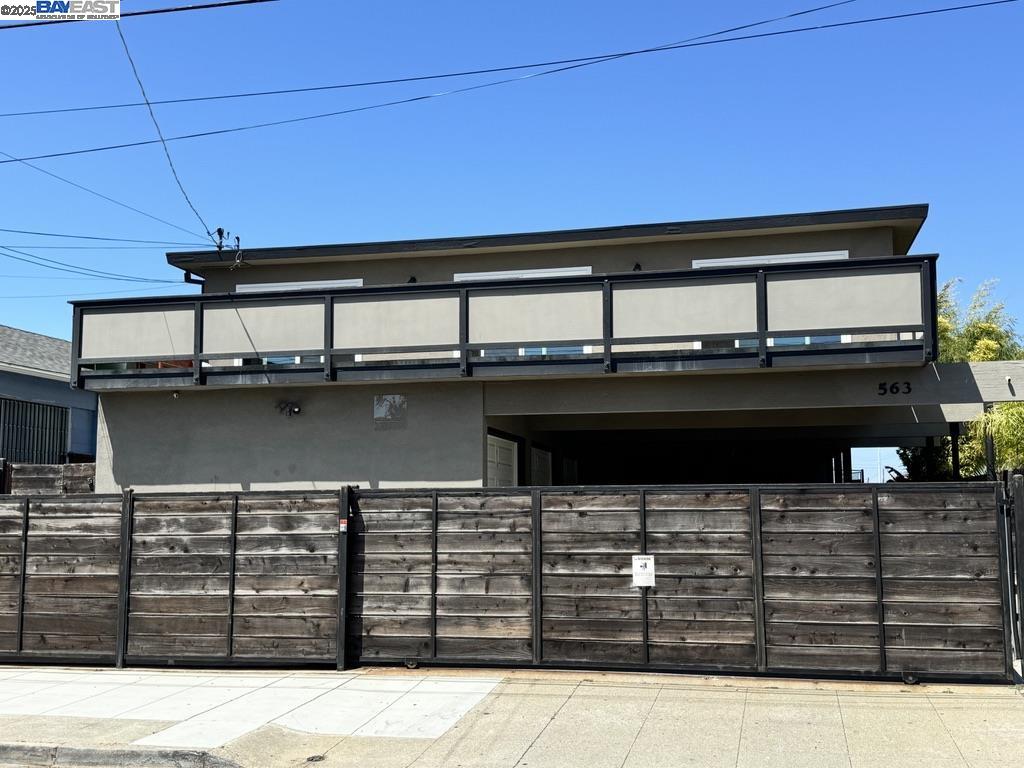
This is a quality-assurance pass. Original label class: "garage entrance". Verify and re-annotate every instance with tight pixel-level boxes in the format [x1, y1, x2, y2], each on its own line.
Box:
[483, 410, 908, 486]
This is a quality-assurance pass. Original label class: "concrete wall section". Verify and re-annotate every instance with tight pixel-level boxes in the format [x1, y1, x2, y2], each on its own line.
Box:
[469, 286, 603, 344]
[767, 267, 923, 333]
[482, 362, 1024, 415]
[81, 307, 193, 360]
[613, 278, 757, 338]
[203, 301, 325, 355]
[200, 228, 897, 293]
[333, 293, 460, 349]
[94, 382, 485, 492]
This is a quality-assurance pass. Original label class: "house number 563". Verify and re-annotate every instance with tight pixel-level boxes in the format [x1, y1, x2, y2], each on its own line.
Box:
[878, 381, 912, 396]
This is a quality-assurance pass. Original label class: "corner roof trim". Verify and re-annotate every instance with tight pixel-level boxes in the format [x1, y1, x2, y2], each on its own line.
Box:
[166, 203, 928, 271]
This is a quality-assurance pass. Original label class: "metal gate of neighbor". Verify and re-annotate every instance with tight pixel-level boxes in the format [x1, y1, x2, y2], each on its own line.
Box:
[0, 482, 1019, 682]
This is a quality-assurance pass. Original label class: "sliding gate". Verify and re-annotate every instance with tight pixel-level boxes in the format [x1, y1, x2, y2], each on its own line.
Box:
[349, 483, 1014, 680]
[0, 482, 1017, 680]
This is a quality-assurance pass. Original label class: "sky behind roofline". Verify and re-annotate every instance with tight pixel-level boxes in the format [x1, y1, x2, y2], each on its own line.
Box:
[0, 0, 1020, 341]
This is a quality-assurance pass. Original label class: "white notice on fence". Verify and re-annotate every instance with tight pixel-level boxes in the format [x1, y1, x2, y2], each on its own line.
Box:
[632, 555, 655, 587]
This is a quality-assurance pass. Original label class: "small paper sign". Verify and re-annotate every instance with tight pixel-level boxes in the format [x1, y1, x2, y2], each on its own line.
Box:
[632, 555, 655, 587]
[339, 518, 348, 533]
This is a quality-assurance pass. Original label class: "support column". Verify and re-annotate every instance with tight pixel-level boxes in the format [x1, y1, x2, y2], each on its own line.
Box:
[337, 487, 351, 671]
[115, 489, 134, 668]
[950, 422, 961, 481]
[984, 403, 997, 481]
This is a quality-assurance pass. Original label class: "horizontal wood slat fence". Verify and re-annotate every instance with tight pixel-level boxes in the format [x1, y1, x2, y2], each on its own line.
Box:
[0, 482, 1017, 681]
[0, 462, 95, 496]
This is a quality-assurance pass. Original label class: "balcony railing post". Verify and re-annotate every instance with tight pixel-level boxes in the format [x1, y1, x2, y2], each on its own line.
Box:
[921, 258, 936, 361]
[459, 288, 470, 377]
[756, 270, 769, 368]
[192, 301, 203, 385]
[70, 305, 83, 389]
[323, 295, 334, 382]
[602, 280, 613, 374]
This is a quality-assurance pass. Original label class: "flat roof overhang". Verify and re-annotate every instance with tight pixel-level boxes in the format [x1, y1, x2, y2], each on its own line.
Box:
[166, 203, 929, 272]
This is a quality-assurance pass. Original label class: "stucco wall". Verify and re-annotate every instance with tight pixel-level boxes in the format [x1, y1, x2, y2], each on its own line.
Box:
[95, 382, 485, 492]
[199, 228, 896, 293]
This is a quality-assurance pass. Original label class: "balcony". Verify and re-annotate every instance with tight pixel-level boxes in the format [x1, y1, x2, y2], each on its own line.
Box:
[70, 255, 938, 390]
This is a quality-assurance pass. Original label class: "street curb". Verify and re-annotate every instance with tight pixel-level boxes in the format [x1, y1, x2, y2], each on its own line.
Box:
[0, 743, 240, 768]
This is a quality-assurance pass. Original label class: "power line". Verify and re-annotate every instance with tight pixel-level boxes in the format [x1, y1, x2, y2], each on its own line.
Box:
[0, 273, 119, 280]
[0, 0, 278, 30]
[0, 245, 190, 250]
[115, 21, 218, 246]
[0, 245, 176, 283]
[0, 285, 190, 298]
[0, 227, 207, 244]
[0, 1, 861, 119]
[1, 244, 175, 282]
[0, 0, 1016, 166]
[0, 149, 207, 240]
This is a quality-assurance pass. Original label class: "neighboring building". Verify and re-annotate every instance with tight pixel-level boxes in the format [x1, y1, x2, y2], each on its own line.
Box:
[68, 204, 1023, 492]
[0, 324, 97, 463]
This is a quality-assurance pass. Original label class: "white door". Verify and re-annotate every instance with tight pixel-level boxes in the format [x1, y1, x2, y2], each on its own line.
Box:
[531, 447, 553, 486]
[487, 435, 518, 487]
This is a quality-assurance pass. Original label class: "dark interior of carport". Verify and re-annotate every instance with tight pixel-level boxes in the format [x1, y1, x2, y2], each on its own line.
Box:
[488, 406, 963, 485]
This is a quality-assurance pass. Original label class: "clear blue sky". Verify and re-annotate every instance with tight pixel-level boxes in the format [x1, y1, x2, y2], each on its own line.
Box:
[1, 0, 1021, 346]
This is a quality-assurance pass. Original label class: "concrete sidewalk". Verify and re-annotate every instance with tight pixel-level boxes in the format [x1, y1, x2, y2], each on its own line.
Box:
[0, 666, 1021, 767]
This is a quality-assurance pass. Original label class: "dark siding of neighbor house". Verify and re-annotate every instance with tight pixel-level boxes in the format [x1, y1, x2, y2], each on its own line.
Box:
[0, 397, 69, 464]
[0, 326, 97, 463]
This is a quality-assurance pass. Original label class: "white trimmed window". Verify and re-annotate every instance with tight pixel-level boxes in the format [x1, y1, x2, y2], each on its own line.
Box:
[691, 251, 849, 269]
[235, 278, 364, 293]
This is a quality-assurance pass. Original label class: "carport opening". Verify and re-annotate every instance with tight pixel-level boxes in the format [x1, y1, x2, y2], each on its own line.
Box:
[486, 413, 925, 486]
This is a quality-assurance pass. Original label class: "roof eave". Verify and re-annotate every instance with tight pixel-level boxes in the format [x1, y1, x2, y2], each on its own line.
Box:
[166, 203, 929, 271]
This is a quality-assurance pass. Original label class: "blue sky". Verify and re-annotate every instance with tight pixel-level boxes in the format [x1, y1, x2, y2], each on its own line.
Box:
[4, 1, 1019, 473]
[1, 0, 1021, 341]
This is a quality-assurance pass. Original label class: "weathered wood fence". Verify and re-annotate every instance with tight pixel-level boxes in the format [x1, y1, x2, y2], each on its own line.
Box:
[0, 483, 1018, 681]
[0, 462, 95, 496]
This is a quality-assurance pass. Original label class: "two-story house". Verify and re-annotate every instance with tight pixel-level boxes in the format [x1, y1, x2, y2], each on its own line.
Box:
[69, 204, 1022, 493]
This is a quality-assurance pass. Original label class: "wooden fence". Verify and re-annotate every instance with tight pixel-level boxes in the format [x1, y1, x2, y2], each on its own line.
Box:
[0, 462, 95, 496]
[0, 483, 1017, 681]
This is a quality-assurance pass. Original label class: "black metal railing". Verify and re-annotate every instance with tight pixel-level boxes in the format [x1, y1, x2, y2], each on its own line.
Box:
[70, 254, 939, 388]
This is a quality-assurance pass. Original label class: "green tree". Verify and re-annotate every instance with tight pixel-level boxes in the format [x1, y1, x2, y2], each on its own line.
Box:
[897, 280, 1024, 479]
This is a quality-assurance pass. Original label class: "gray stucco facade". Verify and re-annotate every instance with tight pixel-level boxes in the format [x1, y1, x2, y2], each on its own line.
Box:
[91, 360, 1024, 492]
[79, 203, 1024, 492]
[95, 382, 484, 492]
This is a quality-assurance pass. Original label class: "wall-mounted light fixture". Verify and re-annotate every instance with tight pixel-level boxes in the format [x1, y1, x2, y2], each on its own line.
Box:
[277, 401, 302, 417]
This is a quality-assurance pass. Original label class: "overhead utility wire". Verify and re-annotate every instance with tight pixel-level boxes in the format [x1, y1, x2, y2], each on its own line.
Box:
[0, 285, 191, 298]
[0, 274, 113, 279]
[0, 0, 1016, 166]
[0, 245, 175, 283]
[0, 0, 277, 30]
[0, 149, 207, 240]
[0, 0, 861, 118]
[0, 245, 189, 250]
[0, 227, 206, 245]
[115, 21, 218, 246]
[1, 244, 175, 282]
